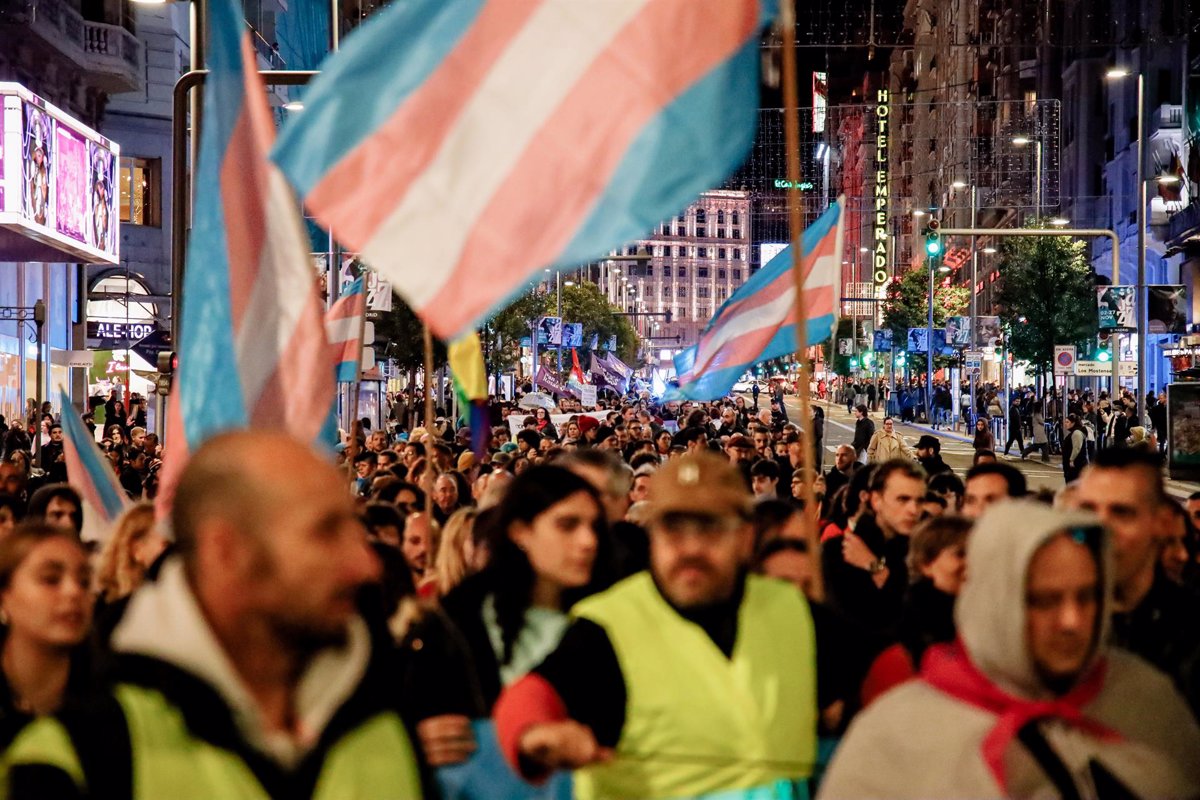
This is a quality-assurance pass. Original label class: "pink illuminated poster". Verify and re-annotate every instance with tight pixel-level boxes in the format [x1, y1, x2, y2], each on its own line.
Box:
[88, 142, 116, 254]
[55, 124, 86, 242]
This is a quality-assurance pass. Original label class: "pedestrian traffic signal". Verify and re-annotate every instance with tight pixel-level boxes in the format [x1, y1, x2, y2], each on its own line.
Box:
[849, 357, 859, 369]
[895, 351, 907, 367]
[924, 219, 942, 257]
[156, 351, 177, 396]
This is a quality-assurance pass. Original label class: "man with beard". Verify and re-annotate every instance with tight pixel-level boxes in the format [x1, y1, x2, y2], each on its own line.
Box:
[494, 452, 824, 799]
[5, 431, 425, 798]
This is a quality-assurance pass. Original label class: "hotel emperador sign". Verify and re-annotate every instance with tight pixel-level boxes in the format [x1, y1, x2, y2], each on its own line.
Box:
[872, 89, 889, 288]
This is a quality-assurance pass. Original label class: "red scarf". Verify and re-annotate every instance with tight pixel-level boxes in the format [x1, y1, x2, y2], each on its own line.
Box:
[920, 640, 1120, 793]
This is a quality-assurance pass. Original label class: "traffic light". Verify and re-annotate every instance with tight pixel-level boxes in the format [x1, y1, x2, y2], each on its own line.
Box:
[924, 219, 942, 257]
[156, 351, 177, 396]
[895, 351, 907, 367]
[1097, 349, 1111, 363]
[862, 351, 875, 368]
[849, 357, 859, 370]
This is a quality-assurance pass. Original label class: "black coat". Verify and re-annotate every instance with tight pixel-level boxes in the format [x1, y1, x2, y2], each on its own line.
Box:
[820, 514, 909, 634]
[852, 418, 875, 456]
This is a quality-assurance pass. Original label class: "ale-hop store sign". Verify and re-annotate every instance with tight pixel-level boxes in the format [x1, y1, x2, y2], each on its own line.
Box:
[872, 89, 890, 288]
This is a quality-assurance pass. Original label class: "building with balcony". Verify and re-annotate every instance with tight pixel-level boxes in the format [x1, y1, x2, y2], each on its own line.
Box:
[592, 190, 753, 357]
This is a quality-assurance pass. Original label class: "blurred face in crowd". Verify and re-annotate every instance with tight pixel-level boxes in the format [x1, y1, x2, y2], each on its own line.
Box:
[403, 445, 421, 468]
[751, 472, 777, 498]
[834, 446, 855, 472]
[0, 464, 24, 497]
[725, 443, 752, 464]
[650, 511, 751, 608]
[1160, 511, 1189, 585]
[721, 409, 737, 428]
[44, 497, 79, 532]
[656, 431, 672, 454]
[402, 513, 432, 577]
[870, 473, 925, 537]
[882, 419, 894, 435]
[760, 546, 814, 598]
[920, 541, 966, 595]
[566, 422, 580, 440]
[752, 431, 771, 454]
[368, 431, 387, 452]
[1187, 497, 1200, 529]
[1072, 465, 1167, 591]
[1025, 533, 1100, 688]
[0, 506, 15, 540]
[1, 536, 93, 649]
[355, 457, 376, 479]
[962, 474, 1011, 519]
[630, 475, 652, 504]
[49, 426, 63, 443]
[509, 492, 599, 595]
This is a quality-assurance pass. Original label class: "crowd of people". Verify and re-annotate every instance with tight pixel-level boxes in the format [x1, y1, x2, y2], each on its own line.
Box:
[0, 384, 1195, 798]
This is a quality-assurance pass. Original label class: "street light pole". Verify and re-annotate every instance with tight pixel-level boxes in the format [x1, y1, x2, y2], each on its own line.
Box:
[556, 272, 563, 374]
[1135, 72, 1147, 420]
[1034, 140, 1043, 219]
[969, 185, 978, 424]
[926, 263, 935, 425]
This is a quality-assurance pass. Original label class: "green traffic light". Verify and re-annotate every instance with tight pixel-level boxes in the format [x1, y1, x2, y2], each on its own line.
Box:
[1097, 350, 1111, 362]
[849, 358, 859, 369]
[925, 236, 942, 256]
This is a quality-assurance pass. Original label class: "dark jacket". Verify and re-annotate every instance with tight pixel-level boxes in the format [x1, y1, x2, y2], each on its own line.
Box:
[1111, 573, 1200, 721]
[917, 454, 953, 477]
[895, 579, 957, 667]
[852, 418, 875, 456]
[820, 514, 909, 634]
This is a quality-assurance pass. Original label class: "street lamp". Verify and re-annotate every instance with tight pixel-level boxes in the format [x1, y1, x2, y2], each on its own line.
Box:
[951, 180, 967, 189]
[1012, 136, 1043, 218]
[913, 209, 927, 217]
[982, 246, 997, 254]
[1106, 66, 1147, 415]
[1049, 217, 1070, 227]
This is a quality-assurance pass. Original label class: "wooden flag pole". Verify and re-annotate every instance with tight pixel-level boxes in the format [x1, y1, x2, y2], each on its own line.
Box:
[780, 0, 824, 602]
[423, 323, 435, 517]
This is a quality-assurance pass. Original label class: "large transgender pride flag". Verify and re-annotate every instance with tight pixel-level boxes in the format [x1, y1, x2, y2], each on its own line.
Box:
[669, 200, 845, 402]
[273, 0, 776, 340]
[59, 390, 128, 543]
[158, 0, 334, 509]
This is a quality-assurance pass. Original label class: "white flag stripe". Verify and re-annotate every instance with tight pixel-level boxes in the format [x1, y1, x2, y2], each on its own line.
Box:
[325, 316, 363, 343]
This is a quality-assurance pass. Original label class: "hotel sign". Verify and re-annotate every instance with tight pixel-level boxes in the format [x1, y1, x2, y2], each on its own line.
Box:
[872, 89, 890, 287]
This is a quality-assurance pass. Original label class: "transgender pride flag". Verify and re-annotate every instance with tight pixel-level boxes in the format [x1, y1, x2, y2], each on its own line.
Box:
[326, 277, 366, 382]
[59, 390, 128, 543]
[274, 0, 775, 340]
[158, 0, 334, 509]
[669, 199, 845, 402]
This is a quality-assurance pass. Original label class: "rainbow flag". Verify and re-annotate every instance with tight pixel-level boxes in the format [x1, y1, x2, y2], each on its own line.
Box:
[448, 332, 489, 457]
[326, 276, 367, 382]
[59, 390, 128, 542]
[158, 0, 335, 508]
[273, 0, 775, 340]
[669, 199, 845, 401]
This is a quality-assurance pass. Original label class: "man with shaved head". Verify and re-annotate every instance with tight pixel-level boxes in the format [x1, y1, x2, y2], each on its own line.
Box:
[6, 431, 425, 798]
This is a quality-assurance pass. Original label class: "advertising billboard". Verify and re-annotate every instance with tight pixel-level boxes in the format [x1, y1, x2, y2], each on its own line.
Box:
[1097, 286, 1136, 331]
[1167, 383, 1200, 481]
[0, 82, 118, 264]
[945, 316, 971, 346]
[1147, 285, 1188, 334]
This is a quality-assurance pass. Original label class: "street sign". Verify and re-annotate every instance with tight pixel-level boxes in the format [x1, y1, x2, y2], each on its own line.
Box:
[1073, 359, 1136, 377]
[838, 338, 853, 355]
[1053, 345, 1076, 375]
[964, 350, 982, 376]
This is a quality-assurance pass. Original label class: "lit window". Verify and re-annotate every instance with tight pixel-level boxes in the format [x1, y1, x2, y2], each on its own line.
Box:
[119, 157, 160, 226]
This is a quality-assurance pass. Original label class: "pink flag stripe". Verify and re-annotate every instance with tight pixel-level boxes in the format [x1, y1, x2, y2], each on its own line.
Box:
[713, 233, 839, 321]
[221, 37, 273, 331]
[412, 1, 758, 337]
[306, 0, 545, 248]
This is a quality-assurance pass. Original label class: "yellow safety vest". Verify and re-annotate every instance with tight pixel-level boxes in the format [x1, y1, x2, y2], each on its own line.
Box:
[571, 572, 817, 800]
[3, 683, 423, 799]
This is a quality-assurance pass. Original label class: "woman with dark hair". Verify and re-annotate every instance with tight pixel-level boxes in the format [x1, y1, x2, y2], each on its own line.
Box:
[0, 522, 95, 747]
[532, 407, 559, 442]
[410, 466, 611, 781]
[440, 464, 611, 709]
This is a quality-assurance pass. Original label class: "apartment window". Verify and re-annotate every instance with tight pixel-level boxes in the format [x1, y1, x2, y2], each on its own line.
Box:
[733, 248, 742, 260]
[698, 266, 709, 278]
[678, 286, 687, 298]
[676, 225, 686, 237]
[645, 264, 653, 277]
[718, 268, 727, 279]
[717, 210, 725, 225]
[695, 208, 707, 224]
[660, 223, 670, 236]
[696, 226, 706, 237]
[733, 269, 742, 281]
[718, 248, 726, 259]
[676, 246, 686, 257]
[662, 285, 671, 298]
[697, 287, 710, 298]
[716, 228, 725, 238]
[717, 288, 727, 300]
[698, 306, 709, 318]
[698, 247, 708, 259]
[731, 211, 740, 226]
[732, 229, 741, 239]
[677, 265, 687, 277]
[119, 156, 160, 226]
